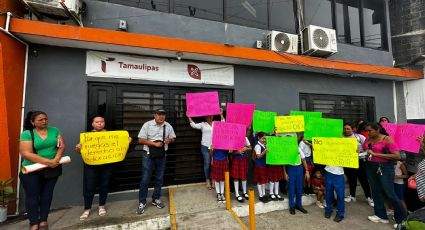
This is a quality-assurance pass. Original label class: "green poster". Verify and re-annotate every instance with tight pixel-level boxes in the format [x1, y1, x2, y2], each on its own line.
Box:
[289, 111, 322, 126]
[304, 118, 343, 140]
[265, 136, 300, 165]
[253, 110, 277, 133]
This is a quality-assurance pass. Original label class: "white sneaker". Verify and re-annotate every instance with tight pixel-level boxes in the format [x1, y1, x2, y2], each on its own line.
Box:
[393, 224, 398, 229]
[367, 197, 375, 207]
[316, 201, 324, 209]
[344, 195, 356, 202]
[368, 215, 389, 223]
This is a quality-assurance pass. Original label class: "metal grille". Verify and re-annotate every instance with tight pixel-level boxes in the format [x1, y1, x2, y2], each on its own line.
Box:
[299, 93, 375, 123]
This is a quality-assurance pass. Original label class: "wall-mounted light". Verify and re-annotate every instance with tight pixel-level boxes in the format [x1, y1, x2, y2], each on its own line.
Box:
[176, 52, 183, 61]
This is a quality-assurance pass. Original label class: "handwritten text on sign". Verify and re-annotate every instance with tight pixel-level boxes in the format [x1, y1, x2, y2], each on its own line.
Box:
[382, 123, 425, 153]
[275, 116, 305, 133]
[80, 131, 130, 165]
[266, 136, 300, 165]
[226, 103, 255, 127]
[312, 138, 358, 168]
[186, 91, 220, 117]
[212, 121, 246, 150]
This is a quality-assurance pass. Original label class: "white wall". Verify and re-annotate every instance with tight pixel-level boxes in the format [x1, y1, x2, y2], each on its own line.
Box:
[404, 71, 425, 119]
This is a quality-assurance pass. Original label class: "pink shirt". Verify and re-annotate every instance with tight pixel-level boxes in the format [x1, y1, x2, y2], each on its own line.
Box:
[363, 139, 399, 163]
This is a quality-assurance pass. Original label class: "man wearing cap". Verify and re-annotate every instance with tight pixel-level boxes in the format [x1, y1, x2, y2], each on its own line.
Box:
[137, 108, 176, 214]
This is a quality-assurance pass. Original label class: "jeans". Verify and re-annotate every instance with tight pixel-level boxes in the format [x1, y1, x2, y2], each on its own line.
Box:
[325, 172, 345, 217]
[365, 161, 407, 223]
[83, 163, 114, 209]
[139, 153, 166, 204]
[287, 165, 304, 208]
[20, 171, 58, 226]
[201, 145, 211, 180]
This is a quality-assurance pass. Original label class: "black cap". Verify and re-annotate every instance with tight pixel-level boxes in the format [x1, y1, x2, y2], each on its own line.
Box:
[154, 108, 166, 114]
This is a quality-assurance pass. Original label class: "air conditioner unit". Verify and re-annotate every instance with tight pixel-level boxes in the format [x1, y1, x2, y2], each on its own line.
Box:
[266, 31, 299, 54]
[23, 0, 81, 18]
[302, 25, 337, 57]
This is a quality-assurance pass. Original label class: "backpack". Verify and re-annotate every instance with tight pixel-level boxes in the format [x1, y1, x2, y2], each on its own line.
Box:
[397, 208, 425, 230]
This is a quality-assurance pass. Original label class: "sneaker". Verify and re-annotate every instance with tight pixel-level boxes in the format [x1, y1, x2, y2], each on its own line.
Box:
[217, 193, 222, 203]
[344, 195, 356, 202]
[393, 224, 399, 229]
[367, 197, 375, 207]
[368, 215, 389, 223]
[316, 201, 324, 209]
[152, 199, 165, 209]
[276, 194, 284, 201]
[323, 201, 327, 208]
[136, 203, 146, 215]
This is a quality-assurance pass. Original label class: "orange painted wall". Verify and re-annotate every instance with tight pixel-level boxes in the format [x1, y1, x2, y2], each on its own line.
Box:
[0, 29, 26, 213]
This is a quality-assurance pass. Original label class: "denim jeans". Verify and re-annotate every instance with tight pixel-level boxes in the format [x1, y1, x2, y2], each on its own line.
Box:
[201, 145, 211, 180]
[139, 153, 166, 204]
[19, 171, 58, 226]
[287, 165, 304, 208]
[365, 161, 407, 223]
[83, 163, 114, 209]
[325, 172, 345, 217]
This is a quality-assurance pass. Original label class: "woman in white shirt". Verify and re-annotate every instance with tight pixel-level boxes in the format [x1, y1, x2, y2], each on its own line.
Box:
[187, 109, 224, 189]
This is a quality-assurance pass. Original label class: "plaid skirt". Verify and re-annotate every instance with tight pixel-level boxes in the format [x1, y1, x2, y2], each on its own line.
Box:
[231, 157, 248, 180]
[254, 165, 268, 184]
[211, 159, 228, 181]
[268, 165, 284, 182]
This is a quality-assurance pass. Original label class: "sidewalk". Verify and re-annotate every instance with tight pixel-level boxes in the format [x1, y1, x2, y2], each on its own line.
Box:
[0, 183, 393, 229]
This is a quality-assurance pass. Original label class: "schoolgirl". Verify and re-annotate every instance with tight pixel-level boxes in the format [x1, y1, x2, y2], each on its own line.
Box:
[231, 132, 252, 203]
[254, 132, 269, 203]
[210, 146, 228, 203]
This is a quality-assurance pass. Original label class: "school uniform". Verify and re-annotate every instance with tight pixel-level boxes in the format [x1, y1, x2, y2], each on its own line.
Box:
[325, 166, 345, 218]
[231, 138, 250, 180]
[211, 149, 228, 181]
[268, 166, 284, 182]
[287, 143, 306, 209]
[254, 142, 268, 184]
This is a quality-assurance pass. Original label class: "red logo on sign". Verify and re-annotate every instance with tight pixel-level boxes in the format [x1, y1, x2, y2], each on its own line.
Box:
[101, 57, 115, 73]
[187, 64, 201, 80]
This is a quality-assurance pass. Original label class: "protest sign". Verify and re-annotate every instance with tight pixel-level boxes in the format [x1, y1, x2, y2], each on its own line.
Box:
[289, 111, 322, 125]
[313, 137, 358, 168]
[226, 103, 255, 127]
[304, 118, 343, 140]
[382, 123, 425, 153]
[381, 123, 397, 138]
[253, 110, 277, 133]
[266, 136, 300, 165]
[275, 115, 304, 133]
[80, 131, 130, 165]
[212, 121, 246, 150]
[186, 91, 220, 117]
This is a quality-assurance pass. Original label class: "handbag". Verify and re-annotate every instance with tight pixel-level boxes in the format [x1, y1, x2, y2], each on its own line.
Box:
[148, 125, 166, 159]
[30, 130, 62, 179]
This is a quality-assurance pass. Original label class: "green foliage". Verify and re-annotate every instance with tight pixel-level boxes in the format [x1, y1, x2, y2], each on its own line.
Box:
[0, 178, 17, 207]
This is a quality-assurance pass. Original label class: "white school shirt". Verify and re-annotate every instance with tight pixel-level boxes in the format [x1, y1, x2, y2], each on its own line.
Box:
[325, 166, 344, 175]
[290, 142, 306, 166]
[299, 141, 312, 158]
[190, 119, 224, 147]
[255, 142, 266, 155]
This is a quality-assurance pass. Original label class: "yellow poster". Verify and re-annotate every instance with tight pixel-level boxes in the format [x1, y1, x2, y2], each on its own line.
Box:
[312, 137, 359, 168]
[275, 116, 304, 133]
[80, 131, 130, 165]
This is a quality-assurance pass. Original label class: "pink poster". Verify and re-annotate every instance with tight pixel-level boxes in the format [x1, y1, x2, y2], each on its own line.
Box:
[226, 103, 255, 127]
[186, 92, 220, 117]
[395, 123, 425, 153]
[212, 121, 246, 150]
[381, 123, 397, 138]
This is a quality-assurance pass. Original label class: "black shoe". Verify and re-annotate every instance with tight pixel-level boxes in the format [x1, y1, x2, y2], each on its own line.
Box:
[295, 206, 308, 214]
[325, 212, 332, 219]
[334, 215, 344, 222]
[276, 194, 284, 201]
[244, 193, 249, 200]
[236, 196, 244, 203]
[289, 208, 295, 215]
[269, 194, 277, 201]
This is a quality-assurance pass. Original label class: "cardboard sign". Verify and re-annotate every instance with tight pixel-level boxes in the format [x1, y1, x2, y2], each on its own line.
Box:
[253, 110, 277, 133]
[289, 111, 322, 125]
[275, 116, 305, 133]
[212, 121, 246, 150]
[80, 131, 130, 165]
[382, 123, 425, 153]
[266, 136, 300, 165]
[186, 91, 220, 117]
[304, 118, 343, 140]
[313, 138, 359, 168]
[226, 103, 255, 127]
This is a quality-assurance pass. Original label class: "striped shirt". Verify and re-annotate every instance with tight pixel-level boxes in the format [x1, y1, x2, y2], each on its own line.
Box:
[416, 159, 425, 200]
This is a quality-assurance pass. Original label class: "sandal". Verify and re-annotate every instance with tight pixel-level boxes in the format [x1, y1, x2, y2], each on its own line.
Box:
[99, 206, 107, 216]
[79, 209, 90, 221]
[236, 196, 244, 203]
[206, 181, 212, 190]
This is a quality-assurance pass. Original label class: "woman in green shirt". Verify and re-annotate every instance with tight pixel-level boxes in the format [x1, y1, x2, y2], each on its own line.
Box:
[19, 111, 65, 230]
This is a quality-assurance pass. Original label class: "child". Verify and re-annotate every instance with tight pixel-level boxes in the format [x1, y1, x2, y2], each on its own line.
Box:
[324, 164, 345, 222]
[268, 165, 284, 201]
[210, 146, 228, 203]
[301, 139, 314, 194]
[311, 170, 325, 208]
[231, 131, 252, 203]
[254, 132, 269, 203]
[287, 133, 310, 215]
[393, 160, 408, 211]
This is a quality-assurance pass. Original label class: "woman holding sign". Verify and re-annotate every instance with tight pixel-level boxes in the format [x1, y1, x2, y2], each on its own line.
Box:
[19, 111, 66, 230]
[187, 109, 224, 190]
[75, 115, 131, 221]
[363, 123, 407, 227]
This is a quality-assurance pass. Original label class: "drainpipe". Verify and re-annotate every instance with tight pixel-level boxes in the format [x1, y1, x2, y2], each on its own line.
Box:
[1, 12, 29, 215]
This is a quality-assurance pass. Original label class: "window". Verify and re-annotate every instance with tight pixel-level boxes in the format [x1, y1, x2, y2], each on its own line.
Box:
[336, 0, 361, 45]
[174, 0, 223, 21]
[226, 0, 268, 29]
[304, 0, 333, 29]
[363, 0, 387, 49]
[270, 0, 296, 33]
